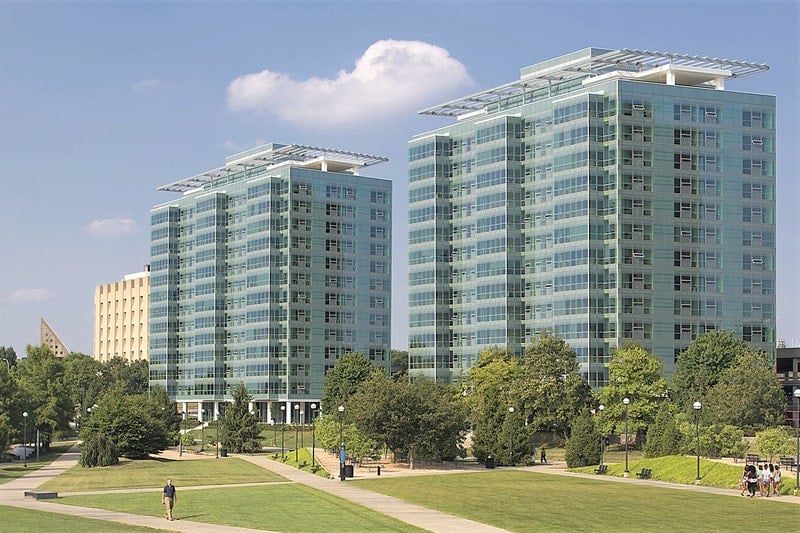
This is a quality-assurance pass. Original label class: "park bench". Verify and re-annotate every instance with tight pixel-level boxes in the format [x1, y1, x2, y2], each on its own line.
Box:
[594, 464, 608, 474]
[778, 456, 796, 471]
[635, 468, 652, 479]
[745, 454, 760, 465]
[24, 491, 58, 500]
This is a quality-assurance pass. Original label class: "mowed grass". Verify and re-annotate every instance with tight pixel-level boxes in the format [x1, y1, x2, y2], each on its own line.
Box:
[54, 484, 424, 533]
[0, 442, 76, 485]
[39, 456, 286, 492]
[355, 470, 800, 533]
[0, 504, 171, 533]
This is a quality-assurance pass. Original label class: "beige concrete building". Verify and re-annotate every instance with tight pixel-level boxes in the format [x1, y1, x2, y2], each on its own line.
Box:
[93, 266, 150, 363]
[41, 318, 69, 357]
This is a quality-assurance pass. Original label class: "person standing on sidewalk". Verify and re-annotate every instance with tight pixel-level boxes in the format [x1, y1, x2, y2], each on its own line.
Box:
[162, 478, 177, 520]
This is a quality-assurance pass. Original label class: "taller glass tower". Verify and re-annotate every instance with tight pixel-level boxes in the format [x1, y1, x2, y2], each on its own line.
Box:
[149, 143, 392, 421]
[408, 48, 775, 386]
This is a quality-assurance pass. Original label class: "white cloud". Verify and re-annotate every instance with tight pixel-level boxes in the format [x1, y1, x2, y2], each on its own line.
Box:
[226, 39, 472, 129]
[132, 79, 174, 92]
[7, 288, 56, 304]
[84, 218, 138, 237]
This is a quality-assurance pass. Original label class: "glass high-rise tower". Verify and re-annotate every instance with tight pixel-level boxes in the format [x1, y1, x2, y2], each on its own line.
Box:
[408, 48, 775, 386]
[149, 143, 391, 421]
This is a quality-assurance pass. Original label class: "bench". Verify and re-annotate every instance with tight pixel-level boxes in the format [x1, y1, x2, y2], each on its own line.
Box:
[24, 491, 58, 500]
[635, 468, 652, 479]
[779, 456, 796, 471]
[594, 464, 608, 474]
[745, 454, 760, 465]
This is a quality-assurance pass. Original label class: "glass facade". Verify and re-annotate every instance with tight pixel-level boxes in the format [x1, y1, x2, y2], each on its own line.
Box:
[408, 48, 775, 386]
[149, 143, 392, 417]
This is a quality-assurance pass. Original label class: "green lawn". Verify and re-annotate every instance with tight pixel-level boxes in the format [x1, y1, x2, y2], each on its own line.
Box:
[53, 484, 424, 533]
[39, 456, 286, 492]
[0, 504, 170, 533]
[0, 442, 76, 485]
[355, 470, 799, 532]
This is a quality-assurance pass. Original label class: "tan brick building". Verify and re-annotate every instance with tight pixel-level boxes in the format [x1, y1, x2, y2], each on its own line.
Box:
[93, 266, 150, 363]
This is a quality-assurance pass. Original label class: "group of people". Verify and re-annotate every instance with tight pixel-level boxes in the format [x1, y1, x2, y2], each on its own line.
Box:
[739, 464, 782, 497]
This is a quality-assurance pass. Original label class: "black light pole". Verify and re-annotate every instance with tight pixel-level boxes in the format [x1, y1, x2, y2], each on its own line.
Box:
[310, 403, 317, 468]
[508, 406, 515, 466]
[280, 405, 286, 459]
[294, 404, 300, 462]
[22, 411, 28, 468]
[338, 405, 345, 481]
[180, 411, 185, 457]
[622, 397, 630, 476]
[215, 408, 220, 459]
[200, 408, 206, 453]
[693, 401, 702, 483]
[271, 418, 276, 447]
[300, 407, 305, 451]
[598, 404, 605, 466]
[794, 388, 800, 494]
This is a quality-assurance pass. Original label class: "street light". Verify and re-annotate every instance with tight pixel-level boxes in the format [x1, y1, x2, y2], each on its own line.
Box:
[693, 401, 702, 483]
[180, 412, 186, 457]
[794, 388, 800, 493]
[200, 408, 205, 453]
[294, 404, 300, 462]
[622, 397, 630, 476]
[22, 411, 28, 467]
[280, 405, 286, 460]
[310, 403, 317, 468]
[338, 405, 345, 481]
[598, 404, 605, 466]
[508, 407, 515, 466]
[215, 408, 220, 459]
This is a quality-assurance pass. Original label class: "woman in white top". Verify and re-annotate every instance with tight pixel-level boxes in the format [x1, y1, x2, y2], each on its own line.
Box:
[772, 465, 782, 496]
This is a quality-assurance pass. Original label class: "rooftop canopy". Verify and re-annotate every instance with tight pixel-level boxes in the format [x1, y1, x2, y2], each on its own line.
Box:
[158, 143, 388, 194]
[420, 47, 769, 118]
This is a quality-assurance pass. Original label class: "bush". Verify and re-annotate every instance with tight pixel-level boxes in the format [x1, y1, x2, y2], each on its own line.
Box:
[79, 433, 119, 467]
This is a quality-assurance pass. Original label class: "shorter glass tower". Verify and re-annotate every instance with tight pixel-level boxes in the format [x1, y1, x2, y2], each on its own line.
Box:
[149, 143, 392, 421]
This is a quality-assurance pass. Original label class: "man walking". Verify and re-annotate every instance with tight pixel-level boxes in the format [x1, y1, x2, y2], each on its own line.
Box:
[162, 478, 177, 520]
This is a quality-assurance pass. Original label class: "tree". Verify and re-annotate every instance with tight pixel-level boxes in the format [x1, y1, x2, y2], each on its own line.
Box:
[643, 404, 685, 457]
[464, 347, 522, 462]
[518, 334, 593, 438]
[320, 352, 383, 413]
[105, 357, 149, 395]
[671, 330, 749, 406]
[0, 346, 18, 367]
[0, 357, 19, 453]
[564, 409, 601, 467]
[221, 383, 261, 453]
[14, 344, 73, 450]
[597, 344, 668, 443]
[349, 373, 468, 468]
[79, 432, 119, 467]
[754, 426, 794, 461]
[63, 352, 107, 420]
[702, 350, 786, 430]
[80, 388, 169, 460]
[390, 349, 409, 380]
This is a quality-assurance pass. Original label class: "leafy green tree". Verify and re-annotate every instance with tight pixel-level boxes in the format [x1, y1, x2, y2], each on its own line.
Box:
[0, 346, 18, 367]
[320, 352, 383, 413]
[564, 409, 601, 467]
[643, 404, 685, 457]
[464, 347, 522, 462]
[754, 426, 795, 461]
[312, 412, 378, 463]
[671, 330, 749, 406]
[63, 352, 107, 419]
[518, 334, 593, 438]
[0, 358, 19, 452]
[14, 344, 73, 450]
[702, 350, 786, 430]
[105, 357, 149, 395]
[221, 383, 261, 453]
[79, 431, 119, 467]
[350, 373, 468, 468]
[597, 344, 668, 443]
[80, 388, 169, 460]
[390, 349, 409, 380]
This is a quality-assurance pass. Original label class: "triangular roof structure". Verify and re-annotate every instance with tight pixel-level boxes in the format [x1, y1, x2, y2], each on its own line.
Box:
[41, 318, 69, 357]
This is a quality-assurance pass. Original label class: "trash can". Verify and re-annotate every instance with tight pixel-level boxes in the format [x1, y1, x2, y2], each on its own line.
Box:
[485, 456, 495, 469]
[220, 448, 228, 457]
[344, 464, 354, 478]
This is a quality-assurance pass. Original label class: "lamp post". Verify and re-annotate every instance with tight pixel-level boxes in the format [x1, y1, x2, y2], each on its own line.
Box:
[1, 357, 9, 371]
[598, 404, 605, 466]
[338, 405, 345, 481]
[693, 401, 702, 483]
[180, 412, 186, 457]
[794, 388, 800, 493]
[280, 405, 286, 460]
[200, 408, 205, 453]
[300, 408, 305, 450]
[508, 407, 515, 466]
[310, 403, 317, 468]
[215, 408, 220, 459]
[294, 404, 300, 462]
[22, 411, 28, 467]
[622, 397, 630, 476]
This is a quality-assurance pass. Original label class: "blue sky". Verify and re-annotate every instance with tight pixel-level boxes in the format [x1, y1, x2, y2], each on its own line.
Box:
[0, 0, 798, 356]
